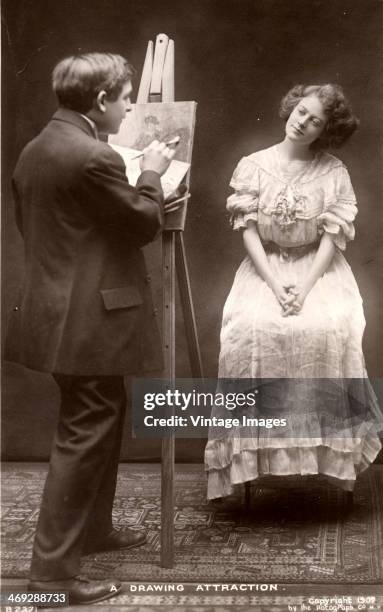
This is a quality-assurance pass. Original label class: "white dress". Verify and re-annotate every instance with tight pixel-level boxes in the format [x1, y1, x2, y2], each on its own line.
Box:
[205, 145, 383, 499]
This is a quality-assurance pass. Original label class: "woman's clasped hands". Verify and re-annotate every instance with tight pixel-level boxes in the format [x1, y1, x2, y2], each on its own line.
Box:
[272, 281, 307, 316]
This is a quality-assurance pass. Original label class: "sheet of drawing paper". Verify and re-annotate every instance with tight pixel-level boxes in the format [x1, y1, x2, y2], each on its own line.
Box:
[109, 143, 190, 199]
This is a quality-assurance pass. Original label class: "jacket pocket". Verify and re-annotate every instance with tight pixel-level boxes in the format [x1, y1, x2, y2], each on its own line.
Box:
[100, 287, 143, 311]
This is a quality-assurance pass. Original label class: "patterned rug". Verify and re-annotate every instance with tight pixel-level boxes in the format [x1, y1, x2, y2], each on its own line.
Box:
[1, 463, 382, 583]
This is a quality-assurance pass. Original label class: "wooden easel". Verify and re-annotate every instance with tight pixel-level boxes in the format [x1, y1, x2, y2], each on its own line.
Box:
[137, 34, 203, 567]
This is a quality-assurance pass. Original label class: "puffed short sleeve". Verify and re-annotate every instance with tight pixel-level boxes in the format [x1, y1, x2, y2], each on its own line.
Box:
[226, 157, 260, 230]
[317, 165, 358, 250]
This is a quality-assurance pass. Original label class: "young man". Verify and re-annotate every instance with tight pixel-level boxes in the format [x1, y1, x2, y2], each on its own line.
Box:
[8, 53, 174, 604]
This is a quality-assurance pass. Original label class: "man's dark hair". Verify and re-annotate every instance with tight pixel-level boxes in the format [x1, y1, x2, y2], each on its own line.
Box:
[52, 53, 134, 114]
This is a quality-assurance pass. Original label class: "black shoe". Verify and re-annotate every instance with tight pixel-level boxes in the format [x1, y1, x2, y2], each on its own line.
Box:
[83, 527, 147, 554]
[28, 576, 122, 605]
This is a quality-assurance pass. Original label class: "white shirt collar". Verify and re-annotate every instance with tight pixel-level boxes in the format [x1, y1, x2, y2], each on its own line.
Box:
[79, 113, 98, 139]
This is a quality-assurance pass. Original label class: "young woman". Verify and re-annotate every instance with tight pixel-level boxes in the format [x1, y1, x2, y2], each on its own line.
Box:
[205, 84, 383, 500]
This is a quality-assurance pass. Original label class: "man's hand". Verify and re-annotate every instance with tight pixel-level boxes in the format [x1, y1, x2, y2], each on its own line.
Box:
[140, 140, 175, 176]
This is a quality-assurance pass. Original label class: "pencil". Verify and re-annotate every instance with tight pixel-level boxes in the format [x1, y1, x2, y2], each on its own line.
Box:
[164, 193, 191, 212]
[130, 136, 180, 160]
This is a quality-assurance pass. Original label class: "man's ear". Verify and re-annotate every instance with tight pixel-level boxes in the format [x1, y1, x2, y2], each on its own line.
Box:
[95, 90, 107, 112]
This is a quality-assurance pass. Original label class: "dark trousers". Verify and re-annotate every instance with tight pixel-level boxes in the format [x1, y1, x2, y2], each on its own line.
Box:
[30, 375, 126, 580]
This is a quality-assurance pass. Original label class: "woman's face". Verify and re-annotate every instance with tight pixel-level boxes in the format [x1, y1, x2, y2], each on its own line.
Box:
[285, 95, 327, 146]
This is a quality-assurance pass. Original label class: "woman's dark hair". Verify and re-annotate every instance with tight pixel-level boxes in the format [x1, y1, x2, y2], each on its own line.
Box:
[52, 53, 135, 114]
[279, 84, 359, 150]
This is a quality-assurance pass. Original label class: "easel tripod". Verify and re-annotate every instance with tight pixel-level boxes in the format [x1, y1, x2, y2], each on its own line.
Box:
[137, 33, 203, 568]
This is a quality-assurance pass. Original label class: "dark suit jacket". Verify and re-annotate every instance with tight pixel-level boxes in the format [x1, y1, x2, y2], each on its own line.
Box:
[6, 108, 164, 375]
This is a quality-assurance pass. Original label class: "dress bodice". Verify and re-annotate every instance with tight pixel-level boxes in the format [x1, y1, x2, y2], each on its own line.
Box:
[227, 145, 358, 250]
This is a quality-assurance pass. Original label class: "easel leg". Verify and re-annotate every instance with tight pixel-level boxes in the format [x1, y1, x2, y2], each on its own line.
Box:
[161, 437, 174, 566]
[161, 230, 176, 567]
[175, 232, 203, 378]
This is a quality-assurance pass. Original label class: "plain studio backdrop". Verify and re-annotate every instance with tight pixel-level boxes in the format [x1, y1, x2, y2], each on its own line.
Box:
[2, 0, 383, 461]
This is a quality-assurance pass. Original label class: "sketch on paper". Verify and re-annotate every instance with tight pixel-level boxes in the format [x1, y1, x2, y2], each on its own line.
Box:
[109, 101, 197, 164]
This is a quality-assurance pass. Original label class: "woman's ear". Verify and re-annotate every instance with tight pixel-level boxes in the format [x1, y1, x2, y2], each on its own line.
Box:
[96, 90, 107, 112]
